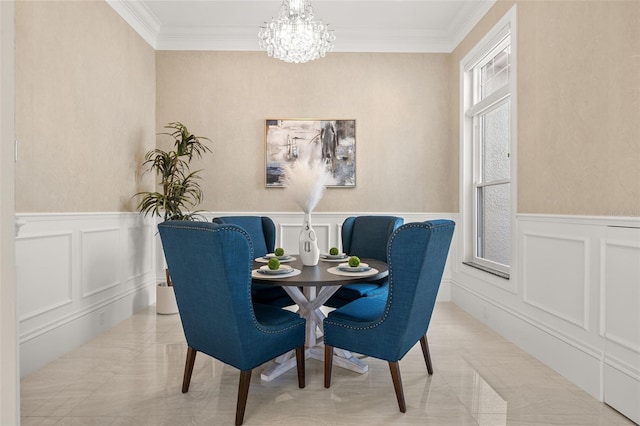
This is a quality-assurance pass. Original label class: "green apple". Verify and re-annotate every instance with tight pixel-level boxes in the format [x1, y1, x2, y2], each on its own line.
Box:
[268, 258, 280, 270]
[348, 256, 360, 267]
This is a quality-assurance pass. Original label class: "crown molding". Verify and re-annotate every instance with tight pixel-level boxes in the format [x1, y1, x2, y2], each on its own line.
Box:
[106, 0, 160, 49]
[156, 27, 452, 53]
[330, 28, 452, 53]
[108, 0, 497, 53]
[447, 0, 497, 50]
[156, 27, 259, 52]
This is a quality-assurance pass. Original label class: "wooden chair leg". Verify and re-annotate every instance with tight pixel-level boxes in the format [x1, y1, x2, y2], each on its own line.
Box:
[235, 370, 252, 426]
[295, 346, 306, 388]
[388, 361, 406, 413]
[182, 346, 197, 393]
[420, 335, 433, 375]
[324, 344, 334, 388]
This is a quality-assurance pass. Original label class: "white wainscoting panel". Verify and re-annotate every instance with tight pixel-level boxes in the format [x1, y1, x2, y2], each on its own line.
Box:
[16, 232, 73, 321]
[522, 232, 590, 329]
[601, 225, 640, 424]
[81, 227, 120, 298]
[126, 224, 153, 281]
[278, 220, 332, 255]
[451, 214, 640, 423]
[601, 234, 640, 351]
[16, 213, 157, 377]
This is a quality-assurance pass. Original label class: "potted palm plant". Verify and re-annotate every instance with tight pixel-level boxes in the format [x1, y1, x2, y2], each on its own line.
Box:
[136, 122, 212, 313]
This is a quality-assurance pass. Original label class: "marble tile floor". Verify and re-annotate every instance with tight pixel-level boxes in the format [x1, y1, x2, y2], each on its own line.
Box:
[21, 302, 634, 426]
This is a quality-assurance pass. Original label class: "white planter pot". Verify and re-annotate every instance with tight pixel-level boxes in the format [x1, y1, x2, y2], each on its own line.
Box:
[156, 283, 178, 315]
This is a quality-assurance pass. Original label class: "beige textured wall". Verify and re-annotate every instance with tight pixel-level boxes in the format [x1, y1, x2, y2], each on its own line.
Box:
[16, 0, 637, 216]
[15, 0, 156, 213]
[156, 51, 453, 213]
[451, 0, 640, 216]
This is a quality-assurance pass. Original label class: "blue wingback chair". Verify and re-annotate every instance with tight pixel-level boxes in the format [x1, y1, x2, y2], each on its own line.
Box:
[158, 220, 306, 426]
[213, 216, 293, 307]
[323, 220, 455, 412]
[325, 215, 404, 308]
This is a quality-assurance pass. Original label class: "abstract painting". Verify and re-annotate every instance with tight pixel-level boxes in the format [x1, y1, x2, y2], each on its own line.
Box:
[265, 119, 356, 187]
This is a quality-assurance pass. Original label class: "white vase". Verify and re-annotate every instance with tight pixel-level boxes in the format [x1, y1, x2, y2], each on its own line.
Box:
[299, 213, 320, 266]
[156, 283, 178, 315]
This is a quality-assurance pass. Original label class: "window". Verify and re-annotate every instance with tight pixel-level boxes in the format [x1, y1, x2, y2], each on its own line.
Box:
[461, 8, 516, 278]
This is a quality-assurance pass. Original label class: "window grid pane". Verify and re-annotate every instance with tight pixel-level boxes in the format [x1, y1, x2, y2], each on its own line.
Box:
[480, 100, 511, 183]
[476, 183, 510, 267]
[480, 44, 510, 100]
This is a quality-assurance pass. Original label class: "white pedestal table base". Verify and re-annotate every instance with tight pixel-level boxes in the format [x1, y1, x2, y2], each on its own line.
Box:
[260, 285, 369, 381]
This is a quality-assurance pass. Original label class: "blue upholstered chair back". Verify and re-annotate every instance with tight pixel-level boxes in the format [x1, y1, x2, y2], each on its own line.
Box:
[213, 216, 276, 257]
[383, 220, 455, 359]
[323, 216, 404, 308]
[342, 216, 404, 261]
[212, 216, 292, 306]
[158, 220, 292, 371]
[326, 220, 455, 362]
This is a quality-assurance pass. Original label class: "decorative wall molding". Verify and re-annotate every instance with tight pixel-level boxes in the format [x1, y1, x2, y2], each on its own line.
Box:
[18, 279, 152, 344]
[521, 231, 590, 330]
[516, 213, 640, 228]
[599, 223, 640, 423]
[16, 231, 73, 322]
[447, 0, 497, 51]
[603, 363, 640, 423]
[15, 212, 157, 376]
[600, 236, 640, 353]
[605, 352, 640, 382]
[106, 0, 496, 53]
[451, 274, 603, 362]
[125, 224, 154, 282]
[279, 221, 332, 254]
[451, 213, 640, 423]
[106, 0, 159, 49]
[451, 282, 604, 398]
[80, 227, 121, 298]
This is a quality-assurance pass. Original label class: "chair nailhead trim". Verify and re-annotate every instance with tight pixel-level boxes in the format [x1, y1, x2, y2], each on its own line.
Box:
[325, 222, 444, 332]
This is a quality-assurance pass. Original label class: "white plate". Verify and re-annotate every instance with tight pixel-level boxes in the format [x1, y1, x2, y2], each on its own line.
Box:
[321, 253, 348, 260]
[265, 253, 293, 261]
[337, 262, 371, 272]
[258, 264, 294, 275]
[327, 266, 379, 277]
[255, 256, 295, 263]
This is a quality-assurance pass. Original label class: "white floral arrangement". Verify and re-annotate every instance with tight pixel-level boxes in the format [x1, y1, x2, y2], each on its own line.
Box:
[282, 153, 335, 213]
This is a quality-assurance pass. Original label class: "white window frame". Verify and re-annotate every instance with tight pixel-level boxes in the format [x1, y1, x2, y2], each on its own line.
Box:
[460, 6, 517, 280]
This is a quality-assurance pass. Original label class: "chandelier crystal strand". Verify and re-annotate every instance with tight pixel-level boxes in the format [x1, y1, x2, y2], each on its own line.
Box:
[259, 0, 335, 64]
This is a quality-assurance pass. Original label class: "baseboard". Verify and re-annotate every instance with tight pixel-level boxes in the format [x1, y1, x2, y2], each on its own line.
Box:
[450, 213, 640, 423]
[451, 283, 603, 398]
[15, 212, 158, 377]
[20, 281, 155, 376]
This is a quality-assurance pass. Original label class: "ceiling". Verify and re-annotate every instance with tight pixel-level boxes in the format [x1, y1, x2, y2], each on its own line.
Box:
[107, 0, 496, 53]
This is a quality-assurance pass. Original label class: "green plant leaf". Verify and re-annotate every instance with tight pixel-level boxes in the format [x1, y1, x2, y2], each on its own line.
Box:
[134, 122, 213, 221]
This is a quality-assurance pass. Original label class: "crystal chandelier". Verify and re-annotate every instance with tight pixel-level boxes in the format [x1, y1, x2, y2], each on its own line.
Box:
[259, 0, 336, 64]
